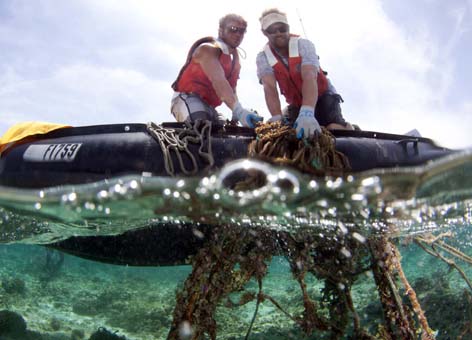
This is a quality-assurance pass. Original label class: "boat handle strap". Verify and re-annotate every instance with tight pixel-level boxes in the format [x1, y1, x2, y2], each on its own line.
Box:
[395, 138, 419, 155]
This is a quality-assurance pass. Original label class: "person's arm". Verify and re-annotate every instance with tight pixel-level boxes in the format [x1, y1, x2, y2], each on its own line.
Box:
[261, 73, 283, 117]
[300, 64, 318, 108]
[294, 64, 321, 139]
[194, 43, 262, 127]
[193, 44, 238, 110]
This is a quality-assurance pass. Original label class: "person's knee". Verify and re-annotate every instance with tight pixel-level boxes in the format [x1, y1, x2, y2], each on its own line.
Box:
[171, 95, 190, 122]
[326, 122, 354, 130]
[345, 122, 355, 130]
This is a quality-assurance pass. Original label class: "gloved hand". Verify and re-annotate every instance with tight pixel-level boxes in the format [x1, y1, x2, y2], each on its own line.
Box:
[268, 114, 283, 123]
[293, 105, 321, 139]
[232, 102, 263, 128]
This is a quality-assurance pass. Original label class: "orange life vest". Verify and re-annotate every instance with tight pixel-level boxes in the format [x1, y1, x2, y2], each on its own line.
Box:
[263, 35, 328, 107]
[172, 37, 240, 108]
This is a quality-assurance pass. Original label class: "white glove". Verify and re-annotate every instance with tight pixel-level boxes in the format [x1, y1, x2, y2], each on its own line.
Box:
[232, 102, 263, 128]
[293, 105, 321, 139]
[268, 114, 283, 123]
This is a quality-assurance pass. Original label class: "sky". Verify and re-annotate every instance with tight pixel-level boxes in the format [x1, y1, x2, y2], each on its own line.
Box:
[0, 0, 471, 149]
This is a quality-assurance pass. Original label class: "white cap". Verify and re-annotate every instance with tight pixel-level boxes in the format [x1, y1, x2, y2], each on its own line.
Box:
[260, 12, 288, 30]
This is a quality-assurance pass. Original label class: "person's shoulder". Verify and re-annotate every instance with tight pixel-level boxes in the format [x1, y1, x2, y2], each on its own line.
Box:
[194, 43, 220, 59]
[256, 49, 266, 58]
[191, 36, 217, 53]
[298, 38, 317, 56]
[257, 43, 274, 57]
[199, 42, 220, 51]
[297, 38, 319, 66]
[256, 49, 270, 64]
[297, 37, 315, 47]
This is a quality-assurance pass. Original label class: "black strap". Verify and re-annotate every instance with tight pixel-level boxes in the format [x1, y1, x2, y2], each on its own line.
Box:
[171, 36, 216, 90]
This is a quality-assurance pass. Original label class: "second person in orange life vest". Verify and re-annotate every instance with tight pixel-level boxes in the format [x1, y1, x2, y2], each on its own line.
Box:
[171, 13, 263, 128]
[256, 8, 354, 139]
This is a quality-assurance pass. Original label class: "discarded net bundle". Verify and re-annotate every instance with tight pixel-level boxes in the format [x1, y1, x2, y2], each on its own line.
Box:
[165, 121, 440, 340]
[248, 121, 351, 176]
[166, 224, 439, 339]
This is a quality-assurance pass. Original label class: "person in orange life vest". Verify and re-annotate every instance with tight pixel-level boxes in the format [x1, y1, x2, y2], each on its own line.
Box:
[256, 8, 353, 139]
[171, 13, 263, 128]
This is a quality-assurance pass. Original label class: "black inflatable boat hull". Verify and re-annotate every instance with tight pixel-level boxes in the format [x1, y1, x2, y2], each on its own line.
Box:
[0, 123, 453, 189]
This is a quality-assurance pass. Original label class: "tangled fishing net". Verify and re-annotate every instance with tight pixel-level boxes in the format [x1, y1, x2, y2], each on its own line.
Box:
[248, 121, 350, 176]
[166, 122, 449, 340]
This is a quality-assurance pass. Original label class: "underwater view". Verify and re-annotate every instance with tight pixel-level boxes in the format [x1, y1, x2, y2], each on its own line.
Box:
[1, 151, 472, 340]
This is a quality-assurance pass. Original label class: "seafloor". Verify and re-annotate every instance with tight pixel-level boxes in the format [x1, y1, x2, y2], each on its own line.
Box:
[0, 239, 471, 340]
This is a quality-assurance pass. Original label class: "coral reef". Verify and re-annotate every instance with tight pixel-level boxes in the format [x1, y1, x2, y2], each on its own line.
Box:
[1, 277, 26, 295]
[0, 309, 43, 340]
[88, 327, 129, 340]
[0, 310, 27, 336]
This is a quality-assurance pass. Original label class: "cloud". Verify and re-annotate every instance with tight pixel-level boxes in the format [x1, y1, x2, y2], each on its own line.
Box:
[292, 0, 469, 148]
[1, 64, 170, 126]
[0, 0, 470, 149]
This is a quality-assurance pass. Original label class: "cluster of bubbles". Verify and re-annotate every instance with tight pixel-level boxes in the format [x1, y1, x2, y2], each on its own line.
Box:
[0, 151, 471, 243]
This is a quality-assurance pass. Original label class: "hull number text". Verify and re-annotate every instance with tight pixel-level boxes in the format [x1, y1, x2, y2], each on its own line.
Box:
[23, 143, 82, 162]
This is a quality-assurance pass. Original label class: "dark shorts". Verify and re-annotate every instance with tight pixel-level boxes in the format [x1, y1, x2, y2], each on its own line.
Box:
[285, 92, 348, 127]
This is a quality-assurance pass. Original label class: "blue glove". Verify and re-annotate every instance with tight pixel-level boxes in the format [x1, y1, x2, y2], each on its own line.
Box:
[293, 105, 321, 139]
[232, 102, 263, 128]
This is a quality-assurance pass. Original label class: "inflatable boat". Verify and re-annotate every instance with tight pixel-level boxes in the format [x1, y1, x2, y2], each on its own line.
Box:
[0, 122, 459, 266]
[0, 122, 455, 189]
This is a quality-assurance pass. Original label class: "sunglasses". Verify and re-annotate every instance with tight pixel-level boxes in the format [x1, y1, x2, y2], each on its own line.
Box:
[227, 26, 247, 34]
[265, 25, 289, 35]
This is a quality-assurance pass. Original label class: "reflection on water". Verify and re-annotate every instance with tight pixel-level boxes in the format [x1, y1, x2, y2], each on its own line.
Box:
[0, 150, 471, 339]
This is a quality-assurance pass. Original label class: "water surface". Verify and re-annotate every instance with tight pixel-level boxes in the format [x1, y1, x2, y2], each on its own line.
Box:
[1, 151, 471, 339]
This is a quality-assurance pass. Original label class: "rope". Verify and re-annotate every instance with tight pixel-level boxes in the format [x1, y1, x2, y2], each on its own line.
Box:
[248, 121, 351, 176]
[146, 121, 214, 176]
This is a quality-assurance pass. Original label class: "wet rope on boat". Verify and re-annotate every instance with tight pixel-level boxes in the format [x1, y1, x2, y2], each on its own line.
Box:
[248, 121, 351, 176]
[229, 120, 351, 191]
[147, 121, 214, 176]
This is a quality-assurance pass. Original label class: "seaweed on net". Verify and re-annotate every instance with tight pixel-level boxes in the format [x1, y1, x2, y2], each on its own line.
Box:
[167, 225, 275, 340]
[167, 225, 437, 339]
[248, 121, 351, 177]
[280, 228, 381, 339]
[167, 122, 439, 339]
[370, 237, 424, 340]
